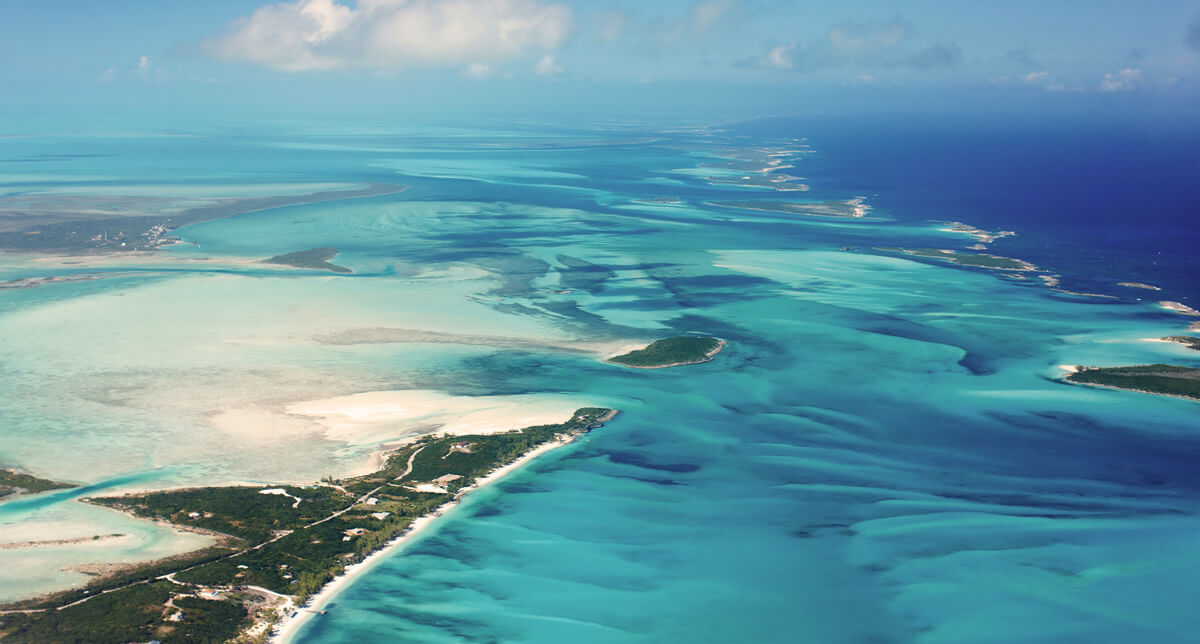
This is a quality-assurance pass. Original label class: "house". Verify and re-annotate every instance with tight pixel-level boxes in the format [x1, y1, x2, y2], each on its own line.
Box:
[365, 497, 379, 506]
[187, 511, 201, 519]
[343, 528, 368, 537]
[370, 511, 391, 520]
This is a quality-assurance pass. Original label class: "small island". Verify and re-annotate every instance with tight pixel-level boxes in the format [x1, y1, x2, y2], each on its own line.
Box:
[608, 336, 725, 369]
[0, 408, 617, 643]
[939, 221, 1015, 244]
[1118, 281, 1161, 291]
[1064, 364, 1200, 401]
[1160, 301, 1200, 317]
[877, 247, 1038, 271]
[264, 247, 352, 274]
[0, 468, 75, 500]
[1162, 336, 1200, 351]
[708, 197, 868, 218]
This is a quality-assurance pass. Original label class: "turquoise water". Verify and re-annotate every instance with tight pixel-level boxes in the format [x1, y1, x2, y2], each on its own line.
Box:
[1, 119, 1198, 641]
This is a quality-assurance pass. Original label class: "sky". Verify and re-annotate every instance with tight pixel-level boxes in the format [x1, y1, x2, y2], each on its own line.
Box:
[3, 0, 1200, 123]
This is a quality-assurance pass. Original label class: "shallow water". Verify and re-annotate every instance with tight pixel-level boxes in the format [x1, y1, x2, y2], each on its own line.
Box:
[1, 118, 1197, 641]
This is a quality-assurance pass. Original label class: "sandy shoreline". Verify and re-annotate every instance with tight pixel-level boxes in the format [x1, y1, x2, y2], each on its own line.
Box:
[1060, 377, 1199, 404]
[269, 432, 592, 643]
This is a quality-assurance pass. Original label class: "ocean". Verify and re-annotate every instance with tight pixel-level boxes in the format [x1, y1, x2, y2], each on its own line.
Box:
[0, 114, 1197, 642]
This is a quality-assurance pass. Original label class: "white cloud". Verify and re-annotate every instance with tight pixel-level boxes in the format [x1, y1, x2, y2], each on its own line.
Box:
[96, 67, 116, 83]
[690, 0, 733, 35]
[533, 53, 565, 76]
[138, 56, 151, 72]
[207, 0, 572, 72]
[463, 62, 493, 78]
[827, 17, 909, 56]
[1098, 67, 1141, 92]
[1022, 71, 1048, 84]
[593, 10, 630, 44]
[749, 43, 796, 71]
[659, 0, 736, 46]
[739, 16, 960, 75]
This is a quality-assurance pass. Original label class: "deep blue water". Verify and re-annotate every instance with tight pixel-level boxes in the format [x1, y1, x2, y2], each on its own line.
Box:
[735, 114, 1200, 302]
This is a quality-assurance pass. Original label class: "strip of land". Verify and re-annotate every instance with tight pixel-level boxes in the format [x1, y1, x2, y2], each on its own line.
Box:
[1160, 336, 1200, 351]
[708, 198, 870, 218]
[0, 469, 76, 500]
[1160, 301, 1200, 317]
[0, 184, 406, 253]
[1063, 364, 1200, 402]
[608, 336, 725, 369]
[876, 247, 1038, 271]
[1118, 281, 1161, 291]
[263, 247, 352, 274]
[0, 535, 124, 551]
[937, 221, 1015, 244]
[0, 408, 616, 644]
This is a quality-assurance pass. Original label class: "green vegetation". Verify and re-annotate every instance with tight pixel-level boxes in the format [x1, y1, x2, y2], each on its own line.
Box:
[608, 336, 724, 368]
[1066, 364, 1200, 401]
[0, 581, 249, 644]
[877, 247, 1038, 271]
[1164, 336, 1200, 351]
[1, 408, 616, 643]
[0, 468, 75, 499]
[0, 184, 403, 253]
[263, 247, 352, 274]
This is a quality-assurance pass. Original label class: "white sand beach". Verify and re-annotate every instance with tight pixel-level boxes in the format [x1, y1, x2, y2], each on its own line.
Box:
[269, 435, 580, 643]
[285, 389, 591, 446]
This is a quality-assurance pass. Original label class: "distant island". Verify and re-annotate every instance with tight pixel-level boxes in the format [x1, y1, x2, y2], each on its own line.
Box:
[938, 221, 1015, 245]
[1064, 364, 1200, 402]
[0, 184, 406, 253]
[708, 198, 869, 218]
[1162, 336, 1200, 351]
[876, 247, 1038, 271]
[264, 247, 352, 274]
[1160, 301, 1200, 317]
[608, 336, 725, 369]
[0, 408, 617, 644]
[0, 469, 75, 500]
[1118, 281, 1162, 291]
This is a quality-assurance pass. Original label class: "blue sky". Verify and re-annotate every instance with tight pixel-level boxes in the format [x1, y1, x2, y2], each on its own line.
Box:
[4, 1, 1200, 121]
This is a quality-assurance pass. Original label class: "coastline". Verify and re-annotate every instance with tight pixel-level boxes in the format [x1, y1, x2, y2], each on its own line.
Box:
[268, 415, 614, 643]
[1057, 365, 1198, 403]
[1060, 377, 1200, 403]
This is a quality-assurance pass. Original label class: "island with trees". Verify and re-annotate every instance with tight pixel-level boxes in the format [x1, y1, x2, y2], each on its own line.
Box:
[0, 469, 76, 499]
[1162, 336, 1200, 351]
[876, 247, 1038, 271]
[263, 247, 352, 274]
[608, 336, 725, 369]
[0, 408, 617, 644]
[1064, 364, 1200, 401]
